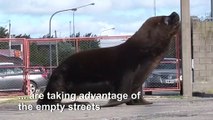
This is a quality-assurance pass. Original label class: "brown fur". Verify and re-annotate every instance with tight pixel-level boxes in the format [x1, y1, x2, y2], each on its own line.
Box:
[37, 12, 180, 107]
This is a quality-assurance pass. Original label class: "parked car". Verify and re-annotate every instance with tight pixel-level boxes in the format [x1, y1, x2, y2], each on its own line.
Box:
[0, 62, 48, 94]
[143, 58, 182, 94]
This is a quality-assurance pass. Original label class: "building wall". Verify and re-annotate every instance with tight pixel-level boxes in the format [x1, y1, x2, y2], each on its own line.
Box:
[192, 20, 213, 92]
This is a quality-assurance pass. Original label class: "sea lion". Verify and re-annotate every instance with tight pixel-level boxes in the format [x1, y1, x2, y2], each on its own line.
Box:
[37, 12, 180, 107]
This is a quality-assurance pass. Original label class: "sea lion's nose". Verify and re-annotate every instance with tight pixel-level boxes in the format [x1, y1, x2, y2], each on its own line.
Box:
[169, 12, 179, 23]
[170, 12, 178, 18]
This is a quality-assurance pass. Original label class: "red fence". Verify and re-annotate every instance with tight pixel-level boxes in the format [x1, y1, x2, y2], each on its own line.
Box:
[0, 38, 28, 95]
[0, 35, 181, 96]
[143, 35, 182, 94]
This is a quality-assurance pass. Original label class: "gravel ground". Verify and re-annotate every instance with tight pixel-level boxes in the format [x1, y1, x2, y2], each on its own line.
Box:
[0, 96, 213, 120]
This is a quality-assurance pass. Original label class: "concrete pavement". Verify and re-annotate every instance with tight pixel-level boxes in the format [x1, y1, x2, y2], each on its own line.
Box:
[0, 95, 213, 120]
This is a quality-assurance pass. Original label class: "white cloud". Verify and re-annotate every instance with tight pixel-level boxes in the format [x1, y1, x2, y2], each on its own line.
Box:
[190, 0, 211, 17]
[0, 0, 210, 38]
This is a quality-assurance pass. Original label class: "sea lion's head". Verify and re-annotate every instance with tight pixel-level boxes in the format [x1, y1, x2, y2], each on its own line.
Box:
[161, 12, 180, 37]
[132, 12, 180, 44]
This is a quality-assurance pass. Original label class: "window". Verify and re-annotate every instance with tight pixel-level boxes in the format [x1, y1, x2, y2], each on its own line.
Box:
[0, 68, 6, 75]
[156, 63, 176, 69]
[14, 68, 23, 74]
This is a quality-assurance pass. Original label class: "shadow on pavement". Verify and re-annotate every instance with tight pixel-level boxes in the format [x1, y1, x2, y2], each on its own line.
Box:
[145, 91, 213, 98]
[193, 92, 213, 98]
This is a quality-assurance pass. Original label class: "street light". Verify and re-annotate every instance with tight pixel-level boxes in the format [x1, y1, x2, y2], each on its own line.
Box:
[100, 27, 115, 36]
[71, 3, 95, 37]
[48, 3, 95, 73]
[48, 2, 95, 37]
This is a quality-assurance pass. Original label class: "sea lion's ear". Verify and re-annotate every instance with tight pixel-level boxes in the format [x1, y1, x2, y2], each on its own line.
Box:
[164, 17, 170, 25]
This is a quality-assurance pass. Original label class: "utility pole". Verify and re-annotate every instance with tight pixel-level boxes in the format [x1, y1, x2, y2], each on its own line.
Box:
[181, 0, 193, 97]
[8, 20, 11, 38]
[54, 30, 57, 38]
[69, 21, 72, 37]
[153, 0, 156, 16]
[211, 0, 213, 18]
[72, 9, 76, 37]
[8, 20, 12, 56]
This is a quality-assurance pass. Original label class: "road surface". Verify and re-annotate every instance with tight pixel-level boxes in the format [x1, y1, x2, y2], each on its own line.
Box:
[0, 95, 213, 120]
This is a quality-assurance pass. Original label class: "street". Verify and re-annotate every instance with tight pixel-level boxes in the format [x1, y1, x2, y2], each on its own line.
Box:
[0, 95, 213, 120]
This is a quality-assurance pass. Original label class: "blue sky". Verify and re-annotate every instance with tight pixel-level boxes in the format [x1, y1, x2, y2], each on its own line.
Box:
[0, 0, 211, 38]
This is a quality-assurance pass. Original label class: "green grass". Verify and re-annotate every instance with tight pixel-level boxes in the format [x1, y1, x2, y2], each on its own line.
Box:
[0, 95, 36, 104]
[207, 89, 213, 94]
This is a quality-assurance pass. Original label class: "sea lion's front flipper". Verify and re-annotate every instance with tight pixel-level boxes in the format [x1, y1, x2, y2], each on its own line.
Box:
[101, 98, 131, 107]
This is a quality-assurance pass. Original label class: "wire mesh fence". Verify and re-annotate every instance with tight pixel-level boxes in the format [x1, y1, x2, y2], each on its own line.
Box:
[0, 38, 27, 95]
[143, 36, 182, 92]
[0, 35, 181, 95]
[143, 59, 181, 90]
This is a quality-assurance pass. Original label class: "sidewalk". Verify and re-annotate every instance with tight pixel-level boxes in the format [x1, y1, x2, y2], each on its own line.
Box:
[0, 95, 213, 120]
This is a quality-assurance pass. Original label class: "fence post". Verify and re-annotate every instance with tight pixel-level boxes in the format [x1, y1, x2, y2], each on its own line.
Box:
[23, 39, 30, 95]
[75, 38, 79, 52]
[175, 33, 181, 92]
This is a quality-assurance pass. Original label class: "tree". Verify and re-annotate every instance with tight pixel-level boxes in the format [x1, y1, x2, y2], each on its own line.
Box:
[53, 32, 100, 65]
[75, 32, 80, 37]
[57, 42, 76, 64]
[15, 34, 31, 38]
[78, 32, 100, 51]
[30, 43, 49, 66]
[0, 27, 9, 49]
[0, 26, 9, 38]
